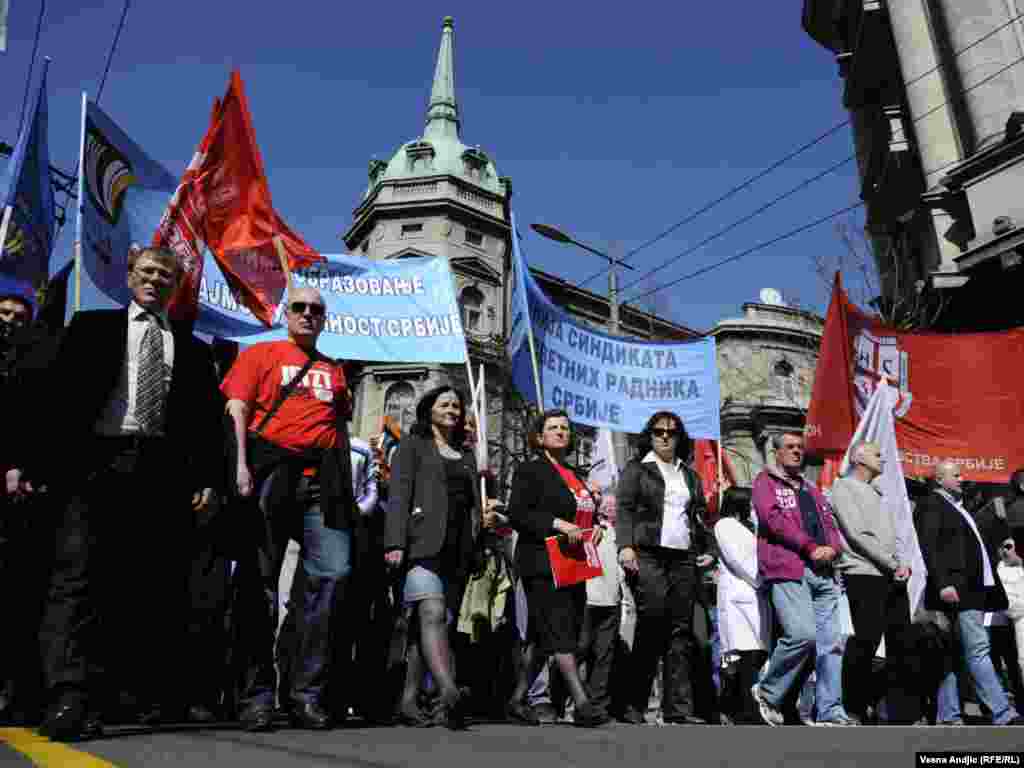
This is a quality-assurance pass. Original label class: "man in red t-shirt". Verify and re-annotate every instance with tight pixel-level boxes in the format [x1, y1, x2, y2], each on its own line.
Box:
[222, 285, 354, 732]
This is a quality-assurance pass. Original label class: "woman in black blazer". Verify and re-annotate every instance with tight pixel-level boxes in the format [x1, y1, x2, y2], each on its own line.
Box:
[384, 385, 482, 728]
[505, 409, 608, 728]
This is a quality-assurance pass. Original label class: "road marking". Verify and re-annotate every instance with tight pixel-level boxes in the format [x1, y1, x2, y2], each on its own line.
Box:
[0, 728, 119, 767]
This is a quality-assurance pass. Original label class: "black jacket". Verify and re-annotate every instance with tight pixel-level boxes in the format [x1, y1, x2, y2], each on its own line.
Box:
[385, 434, 481, 563]
[21, 308, 223, 495]
[615, 456, 712, 556]
[507, 456, 595, 581]
[914, 490, 1008, 613]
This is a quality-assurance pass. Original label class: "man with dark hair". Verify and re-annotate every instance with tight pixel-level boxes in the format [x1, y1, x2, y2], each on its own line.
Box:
[751, 431, 854, 726]
[222, 285, 355, 732]
[6, 246, 223, 741]
[915, 461, 1023, 726]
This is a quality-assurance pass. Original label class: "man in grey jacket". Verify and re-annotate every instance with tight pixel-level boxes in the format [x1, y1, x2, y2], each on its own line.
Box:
[831, 441, 917, 724]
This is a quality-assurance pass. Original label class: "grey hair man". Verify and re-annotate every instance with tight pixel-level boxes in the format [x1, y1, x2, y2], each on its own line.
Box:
[831, 441, 916, 723]
[914, 460, 1023, 725]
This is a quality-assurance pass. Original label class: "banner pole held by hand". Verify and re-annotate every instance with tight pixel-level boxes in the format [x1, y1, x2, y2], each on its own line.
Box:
[273, 235, 294, 298]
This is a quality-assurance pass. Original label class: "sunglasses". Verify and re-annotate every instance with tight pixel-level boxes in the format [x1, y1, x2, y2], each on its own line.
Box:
[290, 301, 326, 317]
[1002, 542, 1016, 551]
[651, 428, 678, 438]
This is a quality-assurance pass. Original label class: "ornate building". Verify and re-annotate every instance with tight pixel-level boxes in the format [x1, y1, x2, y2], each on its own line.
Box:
[711, 291, 824, 485]
[341, 17, 698, 480]
[803, 1, 1024, 331]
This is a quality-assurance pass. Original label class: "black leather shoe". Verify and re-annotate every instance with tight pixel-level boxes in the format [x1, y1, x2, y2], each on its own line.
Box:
[187, 705, 218, 724]
[506, 700, 540, 726]
[617, 707, 645, 725]
[39, 697, 88, 742]
[289, 701, 332, 730]
[440, 687, 470, 731]
[239, 705, 275, 733]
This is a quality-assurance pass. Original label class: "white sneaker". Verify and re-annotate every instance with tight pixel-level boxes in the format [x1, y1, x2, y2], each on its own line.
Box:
[752, 684, 784, 727]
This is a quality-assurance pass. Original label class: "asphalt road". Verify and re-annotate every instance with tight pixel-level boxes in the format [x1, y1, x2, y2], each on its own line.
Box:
[3, 721, 1023, 768]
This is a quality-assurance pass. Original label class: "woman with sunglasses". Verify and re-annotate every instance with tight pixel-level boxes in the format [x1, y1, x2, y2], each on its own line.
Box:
[505, 409, 608, 728]
[615, 411, 715, 725]
[384, 385, 490, 729]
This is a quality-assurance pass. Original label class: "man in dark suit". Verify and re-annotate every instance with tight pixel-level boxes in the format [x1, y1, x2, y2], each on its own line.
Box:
[6, 246, 223, 741]
[914, 461, 1023, 726]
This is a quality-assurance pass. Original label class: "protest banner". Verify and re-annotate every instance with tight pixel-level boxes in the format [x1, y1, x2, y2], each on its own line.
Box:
[0, 60, 56, 301]
[508, 215, 720, 438]
[196, 250, 467, 364]
[807, 273, 1024, 482]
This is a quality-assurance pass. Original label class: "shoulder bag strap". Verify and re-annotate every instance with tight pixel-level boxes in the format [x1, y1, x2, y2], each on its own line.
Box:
[252, 353, 319, 435]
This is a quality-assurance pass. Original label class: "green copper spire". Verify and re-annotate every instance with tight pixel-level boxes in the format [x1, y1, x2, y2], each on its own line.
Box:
[425, 16, 460, 141]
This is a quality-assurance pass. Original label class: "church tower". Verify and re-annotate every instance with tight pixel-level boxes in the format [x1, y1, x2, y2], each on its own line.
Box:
[343, 17, 512, 443]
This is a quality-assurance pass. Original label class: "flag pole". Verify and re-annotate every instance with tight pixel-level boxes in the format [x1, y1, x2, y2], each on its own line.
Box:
[74, 92, 87, 314]
[273, 234, 295, 297]
[716, 439, 724, 507]
[0, 206, 12, 261]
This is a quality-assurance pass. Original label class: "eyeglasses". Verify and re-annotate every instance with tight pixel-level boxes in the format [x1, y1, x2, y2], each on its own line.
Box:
[651, 428, 678, 438]
[133, 265, 177, 283]
[290, 301, 326, 317]
[1002, 542, 1016, 551]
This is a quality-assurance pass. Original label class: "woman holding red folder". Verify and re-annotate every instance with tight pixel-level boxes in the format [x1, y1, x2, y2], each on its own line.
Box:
[505, 409, 608, 728]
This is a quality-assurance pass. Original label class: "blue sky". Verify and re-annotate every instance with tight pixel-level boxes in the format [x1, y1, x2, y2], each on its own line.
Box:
[1, 0, 861, 332]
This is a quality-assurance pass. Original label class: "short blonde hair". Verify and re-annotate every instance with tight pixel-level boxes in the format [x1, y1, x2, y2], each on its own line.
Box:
[128, 245, 182, 281]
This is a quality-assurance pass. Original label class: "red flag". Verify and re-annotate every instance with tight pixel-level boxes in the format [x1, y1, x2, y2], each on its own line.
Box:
[155, 70, 323, 326]
[805, 272, 1024, 483]
[693, 439, 736, 525]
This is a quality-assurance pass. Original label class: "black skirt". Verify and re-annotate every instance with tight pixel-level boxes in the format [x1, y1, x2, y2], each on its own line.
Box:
[523, 576, 586, 655]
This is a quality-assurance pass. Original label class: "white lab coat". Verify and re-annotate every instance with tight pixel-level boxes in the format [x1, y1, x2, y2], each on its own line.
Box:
[714, 517, 771, 654]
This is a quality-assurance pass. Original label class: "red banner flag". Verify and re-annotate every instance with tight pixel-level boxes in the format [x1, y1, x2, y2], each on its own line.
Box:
[805, 273, 1024, 482]
[155, 70, 322, 326]
[693, 438, 736, 525]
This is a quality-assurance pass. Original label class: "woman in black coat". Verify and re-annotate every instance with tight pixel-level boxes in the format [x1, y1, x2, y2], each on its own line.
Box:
[384, 385, 483, 728]
[615, 410, 714, 725]
[505, 409, 607, 728]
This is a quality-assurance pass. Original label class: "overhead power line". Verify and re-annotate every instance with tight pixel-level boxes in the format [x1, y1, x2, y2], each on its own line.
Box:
[620, 47, 1024, 304]
[577, 10, 1024, 291]
[96, 0, 131, 105]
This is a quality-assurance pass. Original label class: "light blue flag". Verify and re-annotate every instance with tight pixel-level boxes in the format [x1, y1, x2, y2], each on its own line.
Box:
[197, 251, 467, 363]
[74, 96, 177, 311]
[519, 237, 721, 439]
[0, 61, 56, 302]
[506, 212, 540, 405]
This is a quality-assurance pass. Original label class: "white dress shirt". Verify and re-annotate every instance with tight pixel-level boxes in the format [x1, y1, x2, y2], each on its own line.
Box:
[94, 301, 175, 436]
[643, 451, 692, 550]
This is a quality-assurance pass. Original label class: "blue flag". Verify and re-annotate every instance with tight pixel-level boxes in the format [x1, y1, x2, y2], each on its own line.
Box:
[509, 217, 721, 439]
[0, 62, 56, 302]
[507, 212, 541, 404]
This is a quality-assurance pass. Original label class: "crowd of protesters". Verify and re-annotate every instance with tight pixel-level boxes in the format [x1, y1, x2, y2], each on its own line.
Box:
[2, 247, 1024, 742]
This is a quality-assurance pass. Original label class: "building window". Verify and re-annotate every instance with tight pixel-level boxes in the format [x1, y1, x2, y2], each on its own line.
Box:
[459, 286, 486, 333]
[401, 223, 423, 237]
[773, 359, 796, 402]
[384, 382, 416, 434]
[464, 229, 484, 247]
[361, 240, 368, 254]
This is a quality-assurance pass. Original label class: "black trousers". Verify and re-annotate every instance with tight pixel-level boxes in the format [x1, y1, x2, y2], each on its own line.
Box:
[628, 547, 698, 718]
[38, 438, 192, 709]
[720, 650, 768, 724]
[842, 574, 919, 724]
[578, 604, 620, 715]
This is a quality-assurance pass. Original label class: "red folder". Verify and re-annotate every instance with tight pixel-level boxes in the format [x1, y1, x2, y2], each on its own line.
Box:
[545, 529, 604, 588]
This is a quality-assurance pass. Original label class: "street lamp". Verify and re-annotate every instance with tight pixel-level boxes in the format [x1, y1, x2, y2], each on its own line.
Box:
[530, 221, 636, 468]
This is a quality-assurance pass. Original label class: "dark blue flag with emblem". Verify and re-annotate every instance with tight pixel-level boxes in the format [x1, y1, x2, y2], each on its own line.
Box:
[0, 59, 56, 303]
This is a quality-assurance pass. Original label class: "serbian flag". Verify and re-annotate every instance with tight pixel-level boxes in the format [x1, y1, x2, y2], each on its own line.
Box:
[155, 70, 322, 326]
[692, 439, 736, 525]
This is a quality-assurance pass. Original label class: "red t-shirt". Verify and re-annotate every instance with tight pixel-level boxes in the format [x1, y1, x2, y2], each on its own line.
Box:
[552, 461, 596, 530]
[221, 340, 347, 452]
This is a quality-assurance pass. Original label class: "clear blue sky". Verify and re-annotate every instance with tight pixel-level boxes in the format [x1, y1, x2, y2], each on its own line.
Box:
[1, 0, 861, 332]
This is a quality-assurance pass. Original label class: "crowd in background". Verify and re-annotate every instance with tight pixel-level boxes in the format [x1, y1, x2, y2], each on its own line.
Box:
[2, 247, 1024, 742]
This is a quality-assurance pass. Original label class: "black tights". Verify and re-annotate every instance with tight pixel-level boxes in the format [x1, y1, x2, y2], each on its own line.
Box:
[511, 640, 590, 710]
[401, 599, 457, 711]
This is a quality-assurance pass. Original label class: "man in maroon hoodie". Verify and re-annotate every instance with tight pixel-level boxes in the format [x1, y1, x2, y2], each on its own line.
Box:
[750, 432, 855, 726]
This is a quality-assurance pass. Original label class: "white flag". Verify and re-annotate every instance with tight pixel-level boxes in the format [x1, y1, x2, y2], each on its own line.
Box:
[1, 0, 8, 53]
[588, 428, 619, 492]
[839, 380, 927, 618]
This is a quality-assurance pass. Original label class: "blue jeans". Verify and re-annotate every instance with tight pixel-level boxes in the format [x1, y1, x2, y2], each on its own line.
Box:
[936, 610, 1018, 725]
[760, 567, 846, 722]
[242, 475, 352, 709]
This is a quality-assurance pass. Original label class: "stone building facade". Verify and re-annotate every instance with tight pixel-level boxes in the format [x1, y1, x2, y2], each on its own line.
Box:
[711, 295, 824, 486]
[803, 1, 1024, 330]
